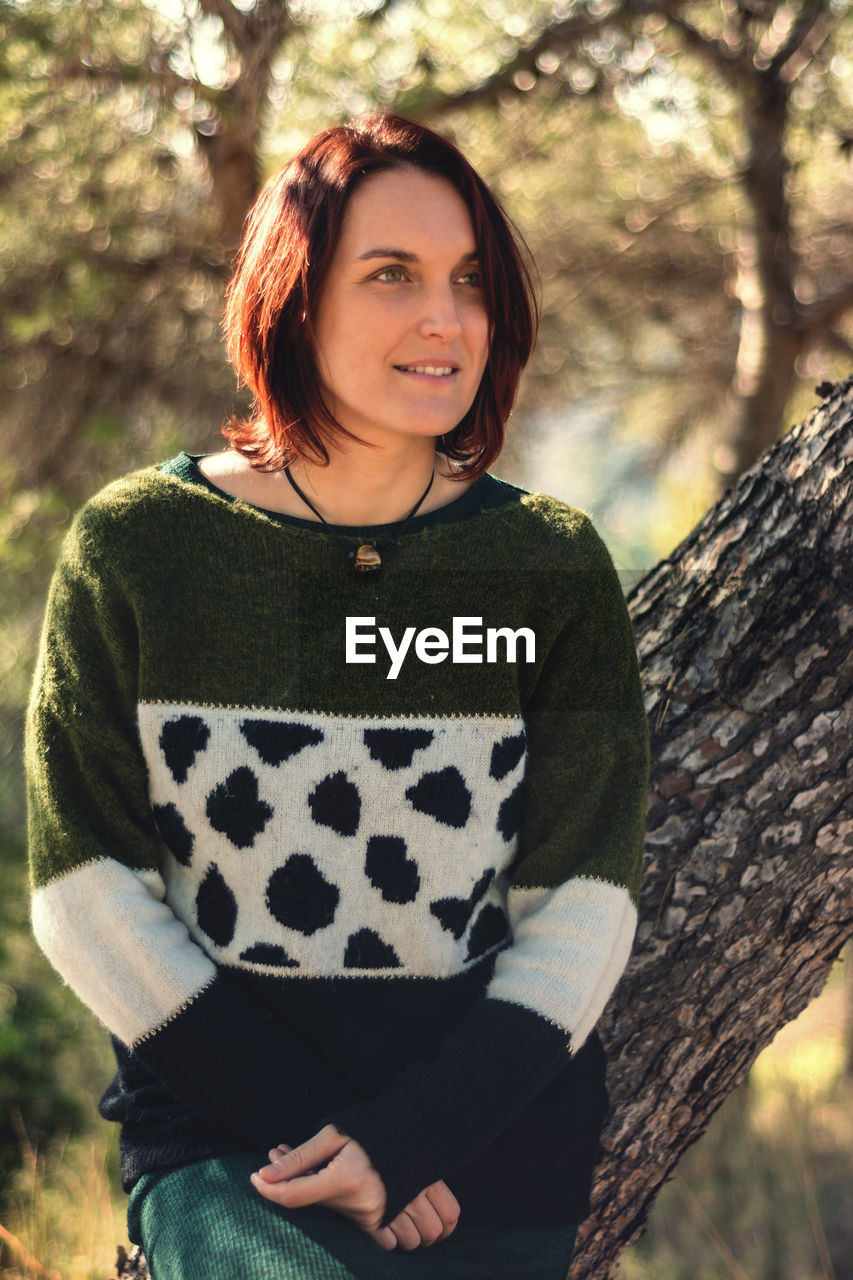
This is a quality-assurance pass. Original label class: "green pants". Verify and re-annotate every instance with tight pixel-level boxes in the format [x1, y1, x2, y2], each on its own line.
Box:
[128, 1153, 577, 1280]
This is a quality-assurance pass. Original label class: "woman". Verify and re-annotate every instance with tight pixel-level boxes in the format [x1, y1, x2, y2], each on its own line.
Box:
[26, 115, 649, 1279]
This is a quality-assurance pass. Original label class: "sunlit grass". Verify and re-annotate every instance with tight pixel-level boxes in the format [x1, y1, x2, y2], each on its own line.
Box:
[751, 964, 848, 1111]
[0, 1119, 126, 1280]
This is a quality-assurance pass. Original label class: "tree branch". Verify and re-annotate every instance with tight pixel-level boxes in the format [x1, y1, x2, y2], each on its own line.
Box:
[55, 50, 225, 110]
[69, 241, 230, 282]
[413, 0, 690, 116]
[770, 0, 833, 78]
[196, 0, 298, 52]
[666, 12, 746, 87]
[196, 0, 257, 47]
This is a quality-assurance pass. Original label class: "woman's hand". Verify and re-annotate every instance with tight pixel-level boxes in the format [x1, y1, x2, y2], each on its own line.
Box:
[251, 1125, 386, 1232]
[251, 1127, 460, 1250]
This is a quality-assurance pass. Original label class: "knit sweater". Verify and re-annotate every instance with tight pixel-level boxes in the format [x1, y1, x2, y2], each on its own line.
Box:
[26, 453, 649, 1231]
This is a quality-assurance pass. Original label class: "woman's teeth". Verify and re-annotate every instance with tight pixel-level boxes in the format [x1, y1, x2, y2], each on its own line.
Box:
[397, 365, 455, 376]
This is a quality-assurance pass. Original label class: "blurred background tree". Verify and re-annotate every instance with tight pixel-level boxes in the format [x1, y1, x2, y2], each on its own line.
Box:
[1, 1, 851, 1275]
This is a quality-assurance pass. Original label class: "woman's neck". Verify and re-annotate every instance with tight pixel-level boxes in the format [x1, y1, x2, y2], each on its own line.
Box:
[197, 439, 475, 526]
[285, 440, 440, 526]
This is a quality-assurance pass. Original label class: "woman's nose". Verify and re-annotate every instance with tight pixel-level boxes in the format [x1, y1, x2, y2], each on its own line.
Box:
[418, 287, 463, 340]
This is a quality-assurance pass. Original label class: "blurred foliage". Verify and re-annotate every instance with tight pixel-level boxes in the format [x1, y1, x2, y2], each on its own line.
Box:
[0, 0, 236, 495]
[0, 833, 117, 1203]
[1, 0, 852, 1260]
[2, 1, 853, 526]
[0, 1121, 125, 1280]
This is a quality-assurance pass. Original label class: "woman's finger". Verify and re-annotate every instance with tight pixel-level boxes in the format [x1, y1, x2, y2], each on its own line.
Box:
[271, 1125, 346, 1179]
[403, 1192, 447, 1247]
[422, 1181, 461, 1240]
[256, 1143, 298, 1183]
[252, 1160, 336, 1204]
[368, 1225, 398, 1253]
[253, 1127, 346, 1190]
[386, 1209, 424, 1252]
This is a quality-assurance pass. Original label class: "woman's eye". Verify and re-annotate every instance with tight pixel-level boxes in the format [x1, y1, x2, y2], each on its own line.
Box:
[374, 266, 408, 283]
[456, 270, 482, 287]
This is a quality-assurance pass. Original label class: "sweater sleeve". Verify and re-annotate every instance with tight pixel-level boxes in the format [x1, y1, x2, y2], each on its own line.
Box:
[324, 517, 650, 1224]
[25, 510, 360, 1152]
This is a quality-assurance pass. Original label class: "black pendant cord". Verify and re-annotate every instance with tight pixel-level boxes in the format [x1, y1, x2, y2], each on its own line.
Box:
[283, 465, 435, 573]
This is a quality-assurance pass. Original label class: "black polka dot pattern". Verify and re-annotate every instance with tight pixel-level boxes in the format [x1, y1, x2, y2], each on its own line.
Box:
[153, 802, 194, 866]
[196, 863, 237, 947]
[405, 767, 471, 829]
[490, 731, 526, 781]
[141, 705, 527, 976]
[266, 855, 340, 936]
[159, 715, 210, 784]
[344, 929, 401, 969]
[431, 869, 495, 940]
[206, 767, 273, 848]
[309, 772, 361, 837]
[497, 780, 524, 842]
[240, 942, 300, 968]
[365, 836, 420, 904]
[363, 727, 434, 771]
[241, 719, 324, 766]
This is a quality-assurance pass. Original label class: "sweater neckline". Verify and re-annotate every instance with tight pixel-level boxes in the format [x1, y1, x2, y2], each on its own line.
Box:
[163, 452, 526, 538]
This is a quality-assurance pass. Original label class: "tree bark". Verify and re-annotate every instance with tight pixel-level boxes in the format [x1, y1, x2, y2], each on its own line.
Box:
[115, 379, 853, 1279]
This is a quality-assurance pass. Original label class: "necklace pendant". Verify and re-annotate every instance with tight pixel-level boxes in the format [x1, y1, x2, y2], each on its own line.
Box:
[283, 465, 433, 574]
[354, 544, 382, 573]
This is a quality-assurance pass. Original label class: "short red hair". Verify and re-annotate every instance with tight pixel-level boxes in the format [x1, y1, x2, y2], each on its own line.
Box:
[223, 114, 538, 480]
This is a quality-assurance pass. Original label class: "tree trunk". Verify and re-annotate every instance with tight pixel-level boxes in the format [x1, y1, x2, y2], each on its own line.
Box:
[194, 1, 294, 248]
[716, 65, 804, 488]
[116, 379, 853, 1280]
[571, 374, 853, 1277]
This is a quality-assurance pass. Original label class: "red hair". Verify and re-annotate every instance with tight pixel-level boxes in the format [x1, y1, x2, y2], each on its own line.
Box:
[223, 114, 538, 480]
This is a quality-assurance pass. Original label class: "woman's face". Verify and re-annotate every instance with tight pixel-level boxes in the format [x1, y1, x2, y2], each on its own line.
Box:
[311, 166, 490, 452]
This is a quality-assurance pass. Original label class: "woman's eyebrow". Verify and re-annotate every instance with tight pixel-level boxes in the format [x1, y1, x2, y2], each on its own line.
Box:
[356, 248, 479, 262]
